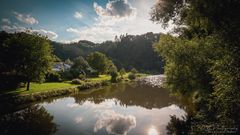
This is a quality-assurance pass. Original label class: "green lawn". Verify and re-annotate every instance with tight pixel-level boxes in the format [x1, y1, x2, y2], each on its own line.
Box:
[3, 82, 77, 95]
[1, 73, 149, 96]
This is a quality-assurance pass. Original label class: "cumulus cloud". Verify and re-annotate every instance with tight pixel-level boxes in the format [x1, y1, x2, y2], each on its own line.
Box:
[74, 11, 83, 19]
[94, 110, 136, 135]
[93, 0, 136, 18]
[13, 11, 38, 25]
[1, 18, 11, 24]
[66, 26, 118, 43]
[1, 24, 58, 40]
[66, 0, 174, 43]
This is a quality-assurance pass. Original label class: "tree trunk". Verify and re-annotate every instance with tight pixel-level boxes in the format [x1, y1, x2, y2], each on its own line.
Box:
[26, 81, 30, 91]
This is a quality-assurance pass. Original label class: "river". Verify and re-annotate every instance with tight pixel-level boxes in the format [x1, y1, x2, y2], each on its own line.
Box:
[0, 80, 189, 135]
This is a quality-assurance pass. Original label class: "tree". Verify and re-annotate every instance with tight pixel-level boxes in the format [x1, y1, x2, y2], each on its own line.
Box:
[151, 0, 240, 133]
[68, 56, 93, 79]
[4, 32, 54, 90]
[87, 52, 111, 75]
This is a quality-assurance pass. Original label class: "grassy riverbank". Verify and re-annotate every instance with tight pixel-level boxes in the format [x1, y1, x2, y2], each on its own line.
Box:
[1, 73, 148, 96]
[0, 73, 148, 115]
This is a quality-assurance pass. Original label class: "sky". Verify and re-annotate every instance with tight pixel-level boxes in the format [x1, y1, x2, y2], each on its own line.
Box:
[0, 0, 172, 43]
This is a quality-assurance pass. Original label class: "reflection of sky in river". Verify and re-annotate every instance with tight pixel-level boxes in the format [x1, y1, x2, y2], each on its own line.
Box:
[41, 97, 186, 135]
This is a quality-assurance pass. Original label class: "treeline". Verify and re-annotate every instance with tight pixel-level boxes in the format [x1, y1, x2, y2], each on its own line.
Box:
[51, 32, 164, 73]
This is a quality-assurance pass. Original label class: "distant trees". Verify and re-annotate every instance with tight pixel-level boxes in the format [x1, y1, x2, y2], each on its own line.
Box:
[60, 52, 118, 81]
[95, 33, 164, 73]
[51, 32, 164, 73]
[0, 32, 54, 90]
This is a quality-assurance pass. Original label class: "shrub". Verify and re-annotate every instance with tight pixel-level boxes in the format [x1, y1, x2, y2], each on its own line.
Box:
[110, 70, 119, 83]
[128, 73, 136, 80]
[71, 79, 84, 85]
[119, 68, 126, 77]
[78, 74, 86, 80]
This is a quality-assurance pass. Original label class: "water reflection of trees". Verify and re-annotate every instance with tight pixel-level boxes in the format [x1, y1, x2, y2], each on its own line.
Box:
[73, 83, 180, 109]
[0, 105, 57, 135]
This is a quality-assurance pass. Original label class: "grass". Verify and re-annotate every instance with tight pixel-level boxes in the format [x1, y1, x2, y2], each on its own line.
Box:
[3, 82, 77, 95]
[87, 75, 111, 82]
[1, 73, 150, 96]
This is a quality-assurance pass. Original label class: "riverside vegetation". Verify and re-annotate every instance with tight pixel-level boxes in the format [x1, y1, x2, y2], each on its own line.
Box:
[0, 32, 147, 107]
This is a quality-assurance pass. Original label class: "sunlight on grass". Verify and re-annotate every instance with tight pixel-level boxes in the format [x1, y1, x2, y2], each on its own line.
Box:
[87, 75, 111, 82]
[6, 82, 77, 95]
[1, 73, 150, 96]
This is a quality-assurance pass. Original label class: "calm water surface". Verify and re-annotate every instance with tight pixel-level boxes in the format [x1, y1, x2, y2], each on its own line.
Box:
[1, 83, 188, 135]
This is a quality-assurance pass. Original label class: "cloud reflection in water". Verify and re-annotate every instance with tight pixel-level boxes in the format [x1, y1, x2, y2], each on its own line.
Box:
[94, 110, 136, 135]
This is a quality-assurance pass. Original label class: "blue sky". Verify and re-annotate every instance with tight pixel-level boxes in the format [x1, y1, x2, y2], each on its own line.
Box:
[0, 0, 172, 43]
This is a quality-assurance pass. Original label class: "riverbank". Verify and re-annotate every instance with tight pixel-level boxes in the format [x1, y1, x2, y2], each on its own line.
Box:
[137, 74, 166, 88]
[0, 73, 148, 112]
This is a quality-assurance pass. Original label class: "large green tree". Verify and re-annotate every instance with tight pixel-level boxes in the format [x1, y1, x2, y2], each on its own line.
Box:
[151, 0, 240, 133]
[3, 32, 54, 90]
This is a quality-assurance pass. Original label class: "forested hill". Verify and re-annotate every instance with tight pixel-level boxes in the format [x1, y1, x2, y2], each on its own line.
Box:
[52, 32, 164, 73]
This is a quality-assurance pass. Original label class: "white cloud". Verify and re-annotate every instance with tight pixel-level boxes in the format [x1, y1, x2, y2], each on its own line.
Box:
[1, 24, 58, 40]
[94, 110, 136, 135]
[66, 26, 117, 43]
[1, 18, 11, 24]
[93, 0, 136, 18]
[74, 11, 83, 19]
[32, 29, 58, 39]
[66, 0, 174, 43]
[1, 25, 26, 33]
[66, 27, 81, 34]
[13, 11, 38, 25]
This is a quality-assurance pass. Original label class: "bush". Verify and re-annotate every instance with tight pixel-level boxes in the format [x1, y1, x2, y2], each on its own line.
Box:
[119, 68, 126, 77]
[46, 72, 62, 82]
[78, 74, 86, 80]
[71, 79, 84, 85]
[128, 73, 136, 80]
[61, 71, 73, 80]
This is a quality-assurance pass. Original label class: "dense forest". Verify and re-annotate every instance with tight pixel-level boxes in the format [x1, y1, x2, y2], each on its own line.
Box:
[52, 32, 164, 73]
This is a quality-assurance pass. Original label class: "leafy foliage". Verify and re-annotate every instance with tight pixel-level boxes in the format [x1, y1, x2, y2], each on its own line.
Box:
[0, 32, 54, 90]
[87, 52, 112, 75]
[152, 0, 240, 133]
